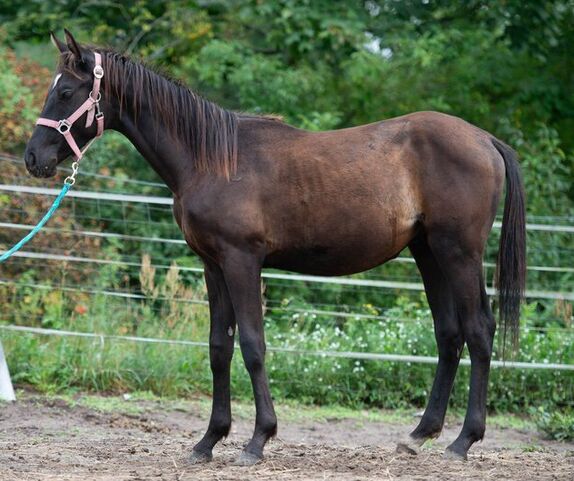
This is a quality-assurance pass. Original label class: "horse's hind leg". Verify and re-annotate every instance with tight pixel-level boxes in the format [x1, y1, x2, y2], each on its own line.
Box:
[397, 235, 464, 454]
[427, 230, 496, 460]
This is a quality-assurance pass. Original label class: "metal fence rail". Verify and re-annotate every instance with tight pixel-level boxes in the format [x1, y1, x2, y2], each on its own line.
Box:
[3, 224, 574, 274]
[2, 250, 573, 301]
[3, 222, 573, 278]
[1, 324, 573, 371]
[2, 184, 574, 233]
[3, 278, 573, 331]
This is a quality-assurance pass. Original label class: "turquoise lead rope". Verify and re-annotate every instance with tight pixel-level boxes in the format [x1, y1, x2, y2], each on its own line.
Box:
[0, 158, 80, 263]
[0, 182, 72, 263]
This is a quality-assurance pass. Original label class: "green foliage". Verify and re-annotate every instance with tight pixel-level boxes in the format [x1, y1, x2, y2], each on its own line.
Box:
[513, 124, 572, 215]
[185, 39, 335, 123]
[2, 278, 573, 411]
[0, 47, 37, 148]
[1, 0, 572, 213]
[533, 406, 574, 441]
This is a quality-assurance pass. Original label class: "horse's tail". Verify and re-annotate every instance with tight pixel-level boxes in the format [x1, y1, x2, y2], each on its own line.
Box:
[492, 137, 526, 351]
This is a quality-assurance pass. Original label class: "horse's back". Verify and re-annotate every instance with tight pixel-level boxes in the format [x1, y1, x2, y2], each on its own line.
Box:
[182, 112, 505, 275]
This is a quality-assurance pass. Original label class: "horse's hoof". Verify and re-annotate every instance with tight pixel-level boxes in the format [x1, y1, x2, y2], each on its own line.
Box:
[443, 447, 467, 461]
[396, 436, 424, 455]
[233, 450, 263, 466]
[396, 442, 418, 455]
[188, 449, 213, 465]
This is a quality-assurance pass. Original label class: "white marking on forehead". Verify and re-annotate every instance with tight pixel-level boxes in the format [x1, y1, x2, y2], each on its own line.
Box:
[52, 73, 62, 90]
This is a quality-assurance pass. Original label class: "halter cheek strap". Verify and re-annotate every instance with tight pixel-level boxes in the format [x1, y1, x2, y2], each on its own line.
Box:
[36, 52, 105, 161]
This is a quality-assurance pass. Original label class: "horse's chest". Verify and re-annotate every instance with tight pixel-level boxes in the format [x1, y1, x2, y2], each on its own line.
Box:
[179, 217, 211, 256]
[173, 199, 210, 256]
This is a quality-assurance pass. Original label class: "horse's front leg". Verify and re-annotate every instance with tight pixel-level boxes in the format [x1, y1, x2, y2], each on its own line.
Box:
[189, 260, 236, 464]
[221, 248, 277, 465]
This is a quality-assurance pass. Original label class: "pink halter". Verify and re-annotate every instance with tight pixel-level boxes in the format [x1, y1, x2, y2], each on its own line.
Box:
[36, 52, 105, 161]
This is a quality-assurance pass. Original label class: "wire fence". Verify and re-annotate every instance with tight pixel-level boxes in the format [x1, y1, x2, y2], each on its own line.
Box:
[1, 159, 573, 374]
[4, 280, 572, 334]
[2, 249, 573, 301]
[3, 183, 574, 233]
[2, 223, 574, 275]
[4, 151, 574, 221]
[1, 324, 573, 370]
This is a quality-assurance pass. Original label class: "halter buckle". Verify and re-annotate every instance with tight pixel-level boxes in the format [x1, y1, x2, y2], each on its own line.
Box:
[93, 65, 104, 79]
[57, 119, 71, 134]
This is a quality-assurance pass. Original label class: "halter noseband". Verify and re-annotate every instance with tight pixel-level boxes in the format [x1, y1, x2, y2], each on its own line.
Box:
[36, 52, 105, 161]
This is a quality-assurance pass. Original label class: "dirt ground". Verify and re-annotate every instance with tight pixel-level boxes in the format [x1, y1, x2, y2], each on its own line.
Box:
[0, 394, 572, 481]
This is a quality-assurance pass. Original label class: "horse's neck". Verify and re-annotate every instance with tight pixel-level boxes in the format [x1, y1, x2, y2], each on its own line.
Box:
[109, 96, 192, 195]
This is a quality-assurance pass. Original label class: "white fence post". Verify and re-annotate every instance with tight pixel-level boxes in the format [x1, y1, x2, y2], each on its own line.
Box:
[0, 340, 16, 402]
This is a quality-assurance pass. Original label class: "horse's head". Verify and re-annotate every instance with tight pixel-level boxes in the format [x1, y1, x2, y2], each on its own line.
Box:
[25, 30, 104, 178]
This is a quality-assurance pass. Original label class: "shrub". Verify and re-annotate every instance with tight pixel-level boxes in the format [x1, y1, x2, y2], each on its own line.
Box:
[533, 406, 574, 442]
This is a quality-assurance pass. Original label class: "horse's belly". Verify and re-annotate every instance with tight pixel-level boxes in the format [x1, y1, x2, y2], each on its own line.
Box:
[263, 221, 416, 276]
[264, 250, 395, 276]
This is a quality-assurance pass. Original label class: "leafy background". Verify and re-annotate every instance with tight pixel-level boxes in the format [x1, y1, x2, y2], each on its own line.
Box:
[0, 0, 572, 436]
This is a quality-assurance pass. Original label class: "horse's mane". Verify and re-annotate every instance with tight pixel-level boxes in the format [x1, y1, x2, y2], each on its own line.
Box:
[60, 48, 282, 179]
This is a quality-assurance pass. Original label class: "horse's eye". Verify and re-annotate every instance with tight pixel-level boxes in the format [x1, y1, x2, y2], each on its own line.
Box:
[59, 89, 73, 100]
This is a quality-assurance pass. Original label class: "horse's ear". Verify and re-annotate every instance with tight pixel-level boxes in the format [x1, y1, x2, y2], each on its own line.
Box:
[64, 29, 83, 62]
[50, 31, 67, 54]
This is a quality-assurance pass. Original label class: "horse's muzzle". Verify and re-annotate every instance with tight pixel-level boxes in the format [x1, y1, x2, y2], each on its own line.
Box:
[24, 149, 57, 178]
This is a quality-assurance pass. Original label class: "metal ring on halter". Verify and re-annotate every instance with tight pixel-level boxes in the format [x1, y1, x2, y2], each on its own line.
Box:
[93, 65, 104, 79]
[57, 119, 71, 134]
[89, 91, 102, 103]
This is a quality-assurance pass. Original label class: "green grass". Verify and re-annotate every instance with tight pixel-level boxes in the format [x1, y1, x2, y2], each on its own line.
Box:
[2, 301, 572, 413]
[2, 297, 573, 413]
[1, 265, 572, 427]
[31, 390, 410, 424]
[489, 413, 537, 431]
[532, 407, 574, 442]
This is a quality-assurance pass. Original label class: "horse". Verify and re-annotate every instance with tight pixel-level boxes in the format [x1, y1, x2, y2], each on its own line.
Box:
[24, 30, 526, 465]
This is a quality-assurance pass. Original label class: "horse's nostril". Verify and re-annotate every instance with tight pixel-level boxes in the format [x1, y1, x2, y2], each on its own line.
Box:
[26, 151, 37, 168]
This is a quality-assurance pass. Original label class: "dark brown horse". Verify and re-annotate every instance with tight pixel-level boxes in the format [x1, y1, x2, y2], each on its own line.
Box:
[24, 31, 526, 464]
